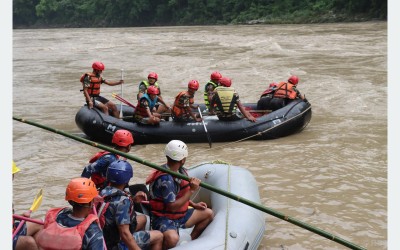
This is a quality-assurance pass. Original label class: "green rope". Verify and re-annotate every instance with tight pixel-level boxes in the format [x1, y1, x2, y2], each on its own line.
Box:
[13, 116, 366, 250]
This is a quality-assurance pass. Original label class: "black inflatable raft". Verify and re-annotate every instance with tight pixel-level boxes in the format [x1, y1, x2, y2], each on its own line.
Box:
[75, 99, 312, 145]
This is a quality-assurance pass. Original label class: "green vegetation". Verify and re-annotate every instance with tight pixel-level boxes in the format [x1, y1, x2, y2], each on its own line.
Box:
[13, 0, 387, 28]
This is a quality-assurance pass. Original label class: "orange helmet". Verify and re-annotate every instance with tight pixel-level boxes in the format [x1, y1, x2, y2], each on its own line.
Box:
[92, 61, 105, 71]
[210, 71, 222, 81]
[65, 178, 98, 203]
[288, 75, 299, 85]
[219, 77, 232, 87]
[148, 72, 158, 80]
[112, 129, 134, 147]
[147, 85, 159, 95]
[188, 80, 199, 90]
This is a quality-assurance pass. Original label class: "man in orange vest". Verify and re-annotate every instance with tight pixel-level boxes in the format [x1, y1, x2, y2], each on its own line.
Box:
[81, 61, 124, 118]
[257, 75, 305, 111]
[171, 80, 202, 122]
[146, 140, 214, 249]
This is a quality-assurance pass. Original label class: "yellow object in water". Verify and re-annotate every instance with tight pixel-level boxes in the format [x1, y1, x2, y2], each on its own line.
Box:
[12, 161, 20, 174]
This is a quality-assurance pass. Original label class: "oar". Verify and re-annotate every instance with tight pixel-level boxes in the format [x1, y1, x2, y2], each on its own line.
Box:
[12, 188, 43, 238]
[13, 214, 44, 225]
[198, 106, 212, 148]
[119, 69, 124, 118]
[112, 93, 136, 109]
[12, 116, 365, 250]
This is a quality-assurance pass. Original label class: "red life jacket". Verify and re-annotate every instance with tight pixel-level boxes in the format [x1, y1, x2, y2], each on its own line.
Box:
[88, 151, 119, 187]
[273, 81, 297, 99]
[80, 72, 103, 97]
[134, 94, 157, 118]
[145, 167, 190, 219]
[36, 207, 98, 250]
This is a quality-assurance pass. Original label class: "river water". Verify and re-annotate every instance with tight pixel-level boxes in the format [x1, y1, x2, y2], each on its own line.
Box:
[12, 22, 387, 249]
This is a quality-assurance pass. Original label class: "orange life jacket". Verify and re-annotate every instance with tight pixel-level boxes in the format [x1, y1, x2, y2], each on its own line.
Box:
[145, 166, 190, 219]
[273, 82, 298, 99]
[171, 91, 193, 118]
[36, 207, 98, 250]
[80, 72, 103, 97]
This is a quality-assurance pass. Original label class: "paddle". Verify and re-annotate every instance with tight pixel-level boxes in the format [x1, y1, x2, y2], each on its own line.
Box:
[13, 214, 44, 225]
[198, 106, 212, 148]
[12, 188, 43, 238]
[112, 93, 136, 109]
[12, 116, 365, 250]
[119, 69, 124, 118]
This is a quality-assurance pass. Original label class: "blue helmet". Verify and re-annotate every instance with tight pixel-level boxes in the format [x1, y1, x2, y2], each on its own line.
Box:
[106, 160, 133, 184]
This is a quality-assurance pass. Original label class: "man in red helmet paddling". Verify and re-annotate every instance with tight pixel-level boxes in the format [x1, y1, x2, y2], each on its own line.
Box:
[81, 61, 124, 118]
[171, 80, 202, 122]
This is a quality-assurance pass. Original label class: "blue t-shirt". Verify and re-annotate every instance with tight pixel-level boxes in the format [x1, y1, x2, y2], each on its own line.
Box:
[56, 208, 104, 250]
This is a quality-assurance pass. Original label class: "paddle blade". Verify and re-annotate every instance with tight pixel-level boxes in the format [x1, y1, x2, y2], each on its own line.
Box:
[30, 188, 43, 212]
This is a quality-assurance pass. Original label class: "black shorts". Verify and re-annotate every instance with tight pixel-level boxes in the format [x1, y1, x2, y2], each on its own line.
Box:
[93, 96, 109, 104]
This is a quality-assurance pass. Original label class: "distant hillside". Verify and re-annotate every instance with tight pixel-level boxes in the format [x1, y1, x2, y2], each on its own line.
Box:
[13, 0, 387, 28]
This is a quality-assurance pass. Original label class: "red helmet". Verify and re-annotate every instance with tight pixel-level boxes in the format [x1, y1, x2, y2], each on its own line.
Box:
[188, 80, 199, 90]
[148, 72, 158, 80]
[112, 129, 134, 147]
[219, 77, 232, 87]
[147, 85, 159, 95]
[210, 71, 222, 81]
[288, 75, 299, 85]
[65, 178, 98, 204]
[92, 61, 105, 71]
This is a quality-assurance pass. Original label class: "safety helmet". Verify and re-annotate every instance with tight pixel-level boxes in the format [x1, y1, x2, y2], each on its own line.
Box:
[65, 177, 98, 204]
[219, 77, 232, 87]
[12, 161, 20, 174]
[147, 85, 159, 95]
[165, 140, 188, 161]
[288, 75, 299, 85]
[147, 72, 158, 80]
[92, 61, 105, 71]
[106, 160, 133, 185]
[112, 129, 134, 147]
[210, 71, 222, 81]
[188, 80, 199, 90]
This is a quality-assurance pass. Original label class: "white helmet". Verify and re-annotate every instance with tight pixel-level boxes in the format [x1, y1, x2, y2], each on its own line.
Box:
[165, 140, 188, 161]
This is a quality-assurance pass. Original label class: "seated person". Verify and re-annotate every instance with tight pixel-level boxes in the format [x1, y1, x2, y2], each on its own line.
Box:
[36, 178, 104, 249]
[209, 77, 256, 122]
[137, 72, 170, 114]
[257, 75, 304, 111]
[171, 80, 202, 122]
[203, 71, 222, 110]
[133, 85, 162, 125]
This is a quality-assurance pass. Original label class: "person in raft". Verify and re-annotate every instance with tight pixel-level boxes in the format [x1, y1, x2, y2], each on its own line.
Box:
[81, 61, 124, 118]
